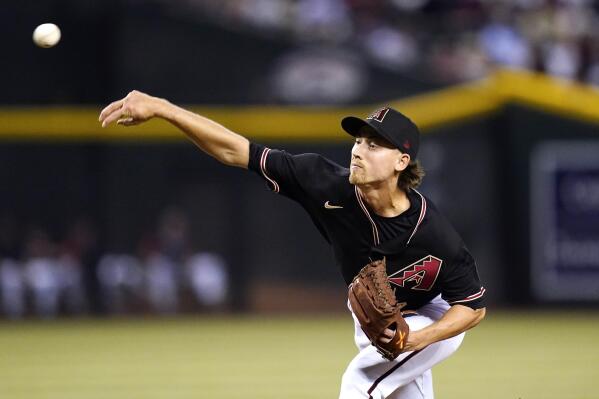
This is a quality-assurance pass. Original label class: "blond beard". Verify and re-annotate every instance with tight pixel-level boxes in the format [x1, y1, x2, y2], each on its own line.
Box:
[349, 169, 367, 185]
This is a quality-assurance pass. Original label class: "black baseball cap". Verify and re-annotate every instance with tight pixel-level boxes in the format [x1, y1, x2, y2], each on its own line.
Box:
[341, 107, 420, 159]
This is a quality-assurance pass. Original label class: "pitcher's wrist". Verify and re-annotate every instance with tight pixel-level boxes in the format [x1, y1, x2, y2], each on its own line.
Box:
[154, 98, 174, 120]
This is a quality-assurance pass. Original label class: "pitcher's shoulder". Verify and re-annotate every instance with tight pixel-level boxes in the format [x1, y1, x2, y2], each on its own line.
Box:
[418, 195, 463, 252]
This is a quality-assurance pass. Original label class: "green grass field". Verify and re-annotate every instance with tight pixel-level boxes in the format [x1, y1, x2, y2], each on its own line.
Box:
[0, 311, 597, 399]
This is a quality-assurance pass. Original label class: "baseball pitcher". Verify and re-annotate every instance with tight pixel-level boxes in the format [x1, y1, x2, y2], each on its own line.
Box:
[99, 92, 486, 399]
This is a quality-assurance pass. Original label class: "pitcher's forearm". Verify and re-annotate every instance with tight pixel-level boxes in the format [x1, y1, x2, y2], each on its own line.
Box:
[419, 305, 485, 345]
[157, 101, 250, 168]
[405, 305, 485, 351]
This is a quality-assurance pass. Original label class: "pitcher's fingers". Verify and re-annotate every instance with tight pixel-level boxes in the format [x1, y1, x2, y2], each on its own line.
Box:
[383, 328, 395, 339]
[116, 117, 136, 126]
[378, 336, 392, 344]
[99, 99, 124, 122]
[101, 108, 127, 127]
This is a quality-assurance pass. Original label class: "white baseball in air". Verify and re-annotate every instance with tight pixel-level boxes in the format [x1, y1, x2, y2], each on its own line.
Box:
[33, 23, 61, 48]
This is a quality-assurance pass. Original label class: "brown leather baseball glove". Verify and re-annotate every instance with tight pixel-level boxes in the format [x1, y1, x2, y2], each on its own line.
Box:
[348, 258, 410, 360]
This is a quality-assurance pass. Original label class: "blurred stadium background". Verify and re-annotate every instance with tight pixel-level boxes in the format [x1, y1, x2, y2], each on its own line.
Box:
[2, 0, 599, 398]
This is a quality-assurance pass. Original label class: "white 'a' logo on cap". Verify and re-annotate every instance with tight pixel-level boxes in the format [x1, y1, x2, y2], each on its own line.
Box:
[367, 107, 390, 122]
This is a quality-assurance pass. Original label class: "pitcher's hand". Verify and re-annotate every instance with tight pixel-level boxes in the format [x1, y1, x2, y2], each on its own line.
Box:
[99, 90, 166, 127]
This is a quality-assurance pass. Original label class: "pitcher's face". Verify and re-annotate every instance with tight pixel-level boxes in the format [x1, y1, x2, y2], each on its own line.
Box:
[349, 132, 409, 186]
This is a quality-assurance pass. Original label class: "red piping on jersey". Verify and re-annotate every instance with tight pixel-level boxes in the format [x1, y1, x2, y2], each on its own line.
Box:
[355, 186, 380, 245]
[367, 350, 422, 399]
[406, 189, 427, 245]
[354, 187, 427, 247]
[448, 287, 486, 304]
[260, 148, 280, 193]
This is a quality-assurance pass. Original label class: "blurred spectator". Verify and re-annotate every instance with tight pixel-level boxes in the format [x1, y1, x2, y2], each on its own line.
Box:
[479, 21, 532, 69]
[97, 254, 144, 314]
[293, 0, 353, 42]
[0, 214, 24, 318]
[0, 259, 25, 319]
[140, 207, 230, 313]
[23, 229, 61, 318]
[58, 218, 98, 315]
[428, 36, 488, 83]
[144, 254, 179, 314]
[236, 0, 292, 31]
[362, 25, 419, 70]
[138, 207, 189, 314]
[542, 39, 580, 79]
[186, 253, 228, 309]
[57, 255, 88, 315]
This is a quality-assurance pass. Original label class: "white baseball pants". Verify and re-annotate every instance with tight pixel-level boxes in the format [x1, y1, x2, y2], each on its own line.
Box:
[340, 295, 465, 399]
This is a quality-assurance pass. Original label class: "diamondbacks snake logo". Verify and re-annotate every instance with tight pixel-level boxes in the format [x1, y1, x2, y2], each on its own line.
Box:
[388, 255, 443, 291]
[367, 107, 390, 122]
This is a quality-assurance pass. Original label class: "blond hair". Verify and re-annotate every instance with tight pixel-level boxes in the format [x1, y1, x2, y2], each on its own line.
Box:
[398, 159, 425, 191]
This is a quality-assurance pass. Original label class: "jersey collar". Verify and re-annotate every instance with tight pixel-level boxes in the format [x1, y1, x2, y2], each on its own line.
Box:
[370, 189, 428, 256]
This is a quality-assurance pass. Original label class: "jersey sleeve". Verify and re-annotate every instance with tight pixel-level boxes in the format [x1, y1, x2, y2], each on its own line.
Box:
[247, 142, 319, 202]
[440, 245, 486, 309]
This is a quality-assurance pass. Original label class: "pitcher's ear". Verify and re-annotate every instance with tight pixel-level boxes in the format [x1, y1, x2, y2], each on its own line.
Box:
[395, 152, 410, 172]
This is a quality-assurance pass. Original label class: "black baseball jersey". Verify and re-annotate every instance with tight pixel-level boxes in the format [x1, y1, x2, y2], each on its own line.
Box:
[248, 143, 486, 310]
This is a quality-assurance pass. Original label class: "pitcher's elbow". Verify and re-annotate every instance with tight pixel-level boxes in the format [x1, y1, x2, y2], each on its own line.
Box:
[472, 307, 486, 327]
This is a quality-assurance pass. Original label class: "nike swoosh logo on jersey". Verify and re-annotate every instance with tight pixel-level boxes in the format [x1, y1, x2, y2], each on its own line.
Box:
[324, 201, 343, 209]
